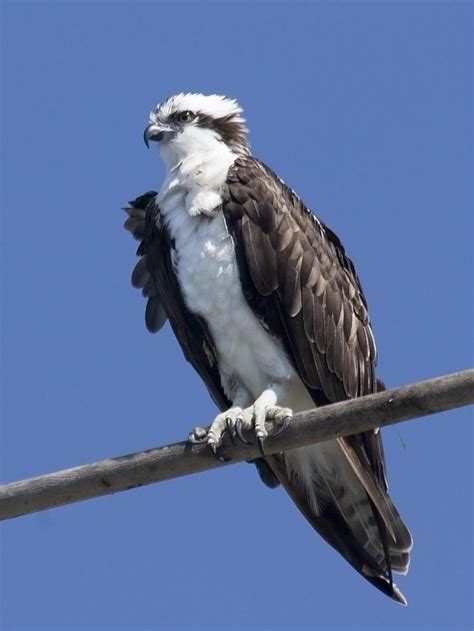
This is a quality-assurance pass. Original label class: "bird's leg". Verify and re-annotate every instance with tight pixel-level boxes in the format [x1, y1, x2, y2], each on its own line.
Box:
[235, 384, 293, 456]
[188, 383, 292, 458]
[188, 386, 251, 459]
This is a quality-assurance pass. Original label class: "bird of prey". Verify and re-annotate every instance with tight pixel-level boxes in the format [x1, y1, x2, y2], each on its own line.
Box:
[124, 93, 412, 604]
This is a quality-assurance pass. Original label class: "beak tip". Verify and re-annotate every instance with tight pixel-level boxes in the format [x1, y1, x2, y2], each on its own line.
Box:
[143, 128, 151, 148]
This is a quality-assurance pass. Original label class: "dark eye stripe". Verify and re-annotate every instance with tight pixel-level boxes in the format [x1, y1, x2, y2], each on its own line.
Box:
[165, 109, 249, 154]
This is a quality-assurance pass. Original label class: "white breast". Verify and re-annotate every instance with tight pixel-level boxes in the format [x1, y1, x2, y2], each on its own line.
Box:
[157, 161, 295, 399]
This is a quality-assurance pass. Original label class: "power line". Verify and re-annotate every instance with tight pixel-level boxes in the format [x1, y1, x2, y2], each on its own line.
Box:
[1, 369, 472, 521]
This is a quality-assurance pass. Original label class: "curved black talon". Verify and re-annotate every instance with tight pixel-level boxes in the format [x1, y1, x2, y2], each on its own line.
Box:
[257, 435, 266, 457]
[225, 417, 236, 444]
[235, 418, 253, 445]
[273, 415, 291, 438]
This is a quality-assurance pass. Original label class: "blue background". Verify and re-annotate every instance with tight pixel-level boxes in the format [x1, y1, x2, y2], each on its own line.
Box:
[1, 2, 472, 630]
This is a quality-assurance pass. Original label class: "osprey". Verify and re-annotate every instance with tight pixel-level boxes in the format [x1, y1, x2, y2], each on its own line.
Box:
[124, 93, 412, 603]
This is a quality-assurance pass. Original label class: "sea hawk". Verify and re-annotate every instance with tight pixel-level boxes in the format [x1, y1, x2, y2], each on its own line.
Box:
[124, 93, 412, 603]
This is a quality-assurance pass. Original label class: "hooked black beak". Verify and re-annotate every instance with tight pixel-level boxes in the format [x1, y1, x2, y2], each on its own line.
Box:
[143, 123, 173, 148]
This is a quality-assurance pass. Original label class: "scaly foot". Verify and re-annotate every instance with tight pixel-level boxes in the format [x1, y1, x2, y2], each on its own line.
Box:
[188, 407, 244, 460]
[188, 405, 292, 458]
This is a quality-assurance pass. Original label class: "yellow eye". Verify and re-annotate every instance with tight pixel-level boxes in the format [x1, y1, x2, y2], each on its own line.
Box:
[179, 110, 195, 123]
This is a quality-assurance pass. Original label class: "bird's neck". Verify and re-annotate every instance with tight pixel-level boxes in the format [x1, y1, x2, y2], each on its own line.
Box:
[157, 127, 239, 218]
[159, 126, 235, 174]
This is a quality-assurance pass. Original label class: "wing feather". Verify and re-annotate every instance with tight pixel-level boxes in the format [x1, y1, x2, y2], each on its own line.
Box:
[222, 156, 412, 601]
[222, 155, 379, 403]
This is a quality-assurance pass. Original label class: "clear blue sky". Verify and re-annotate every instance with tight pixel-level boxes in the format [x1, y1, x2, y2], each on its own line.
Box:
[1, 2, 472, 630]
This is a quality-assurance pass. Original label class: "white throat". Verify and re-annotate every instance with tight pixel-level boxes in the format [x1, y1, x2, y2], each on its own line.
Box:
[159, 126, 225, 168]
[157, 126, 238, 218]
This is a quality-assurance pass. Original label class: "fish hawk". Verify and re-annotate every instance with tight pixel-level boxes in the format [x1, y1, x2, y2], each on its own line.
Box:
[124, 93, 412, 603]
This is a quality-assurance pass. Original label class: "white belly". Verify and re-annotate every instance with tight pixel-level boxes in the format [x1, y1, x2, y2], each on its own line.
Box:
[169, 204, 296, 398]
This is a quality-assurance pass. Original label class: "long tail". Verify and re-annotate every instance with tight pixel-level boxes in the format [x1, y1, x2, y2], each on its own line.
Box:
[267, 439, 412, 604]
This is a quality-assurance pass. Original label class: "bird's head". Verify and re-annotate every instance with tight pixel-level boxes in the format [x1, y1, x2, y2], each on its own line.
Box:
[143, 93, 250, 163]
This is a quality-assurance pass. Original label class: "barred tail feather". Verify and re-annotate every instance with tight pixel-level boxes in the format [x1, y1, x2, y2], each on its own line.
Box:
[267, 443, 412, 605]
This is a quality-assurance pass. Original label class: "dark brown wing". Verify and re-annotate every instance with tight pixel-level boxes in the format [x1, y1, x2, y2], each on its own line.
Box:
[222, 157, 412, 600]
[222, 158, 386, 462]
[223, 157, 377, 402]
